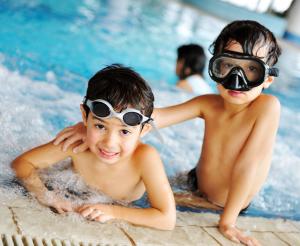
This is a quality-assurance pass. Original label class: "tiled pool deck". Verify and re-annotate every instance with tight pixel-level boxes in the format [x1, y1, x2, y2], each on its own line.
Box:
[1, 195, 300, 245]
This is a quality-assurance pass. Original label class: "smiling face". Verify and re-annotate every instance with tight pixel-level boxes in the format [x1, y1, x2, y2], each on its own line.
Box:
[217, 41, 274, 105]
[82, 108, 149, 165]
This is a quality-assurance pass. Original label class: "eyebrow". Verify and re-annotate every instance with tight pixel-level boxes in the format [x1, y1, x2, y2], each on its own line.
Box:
[92, 116, 128, 127]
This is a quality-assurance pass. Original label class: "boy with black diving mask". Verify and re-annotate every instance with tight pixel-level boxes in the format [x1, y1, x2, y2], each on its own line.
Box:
[54, 20, 281, 245]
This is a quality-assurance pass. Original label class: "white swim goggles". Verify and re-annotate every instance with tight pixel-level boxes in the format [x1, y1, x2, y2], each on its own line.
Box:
[209, 50, 279, 91]
[83, 97, 164, 142]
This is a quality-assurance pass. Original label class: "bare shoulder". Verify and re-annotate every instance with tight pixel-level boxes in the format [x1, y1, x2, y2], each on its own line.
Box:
[197, 94, 224, 116]
[134, 143, 160, 161]
[252, 94, 281, 116]
[133, 143, 163, 170]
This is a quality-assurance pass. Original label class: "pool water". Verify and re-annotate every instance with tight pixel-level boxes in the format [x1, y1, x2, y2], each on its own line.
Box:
[0, 0, 300, 221]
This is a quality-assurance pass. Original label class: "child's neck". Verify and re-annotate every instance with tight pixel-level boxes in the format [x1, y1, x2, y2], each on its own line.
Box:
[222, 100, 252, 116]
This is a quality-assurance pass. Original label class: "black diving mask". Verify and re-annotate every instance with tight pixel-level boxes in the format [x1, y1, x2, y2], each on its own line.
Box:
[209, 50, 279, 91]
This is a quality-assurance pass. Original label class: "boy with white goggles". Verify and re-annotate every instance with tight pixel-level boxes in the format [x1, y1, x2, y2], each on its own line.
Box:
[209, 50, 279, 91]
[12, 64, 176, 230]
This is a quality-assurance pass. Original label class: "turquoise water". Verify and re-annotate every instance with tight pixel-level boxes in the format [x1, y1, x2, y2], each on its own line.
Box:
[0, 0, 300, 220]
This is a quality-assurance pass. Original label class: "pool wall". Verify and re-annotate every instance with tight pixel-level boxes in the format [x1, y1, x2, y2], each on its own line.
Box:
[183, 0, 287, 37]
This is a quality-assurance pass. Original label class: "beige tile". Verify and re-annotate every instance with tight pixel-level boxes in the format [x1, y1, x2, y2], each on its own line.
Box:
[120, 224, 219, 245]
[291, 221, 300, 231]
[0, 205, 18, 234]
[120, 225, 191, 245]
[236, 216, 298, 232]
[203, 227, 241, 246]
[204, 228, 289, 246]
[0, 195, 38, 209]
[275, 232, 300, 245]
[180, 226, 220, 245]
[13, 207, 130, 245]
[176, 211, 219, 227]
[250, 232, 288, 246]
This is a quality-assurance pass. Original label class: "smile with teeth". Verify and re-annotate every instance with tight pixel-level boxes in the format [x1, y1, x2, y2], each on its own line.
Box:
[99, 148, 119, 159]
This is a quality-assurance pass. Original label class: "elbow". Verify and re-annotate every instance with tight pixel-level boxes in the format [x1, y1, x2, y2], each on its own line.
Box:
[157, 211, 176, 231]
[163, 219, 176, 231]
[11, 157, 34, 179]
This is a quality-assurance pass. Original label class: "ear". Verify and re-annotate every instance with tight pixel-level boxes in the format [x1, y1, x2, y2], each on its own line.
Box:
[140, 123, 152, 138]
[263, 76, 274, 89]
[184, 67, 191, 76]
[80, 104, 88, 126]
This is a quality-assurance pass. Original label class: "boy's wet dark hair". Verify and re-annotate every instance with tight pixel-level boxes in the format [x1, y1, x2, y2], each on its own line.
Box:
[209, 20, 281, 66]
[177, 44, 206, 79]
[84, 64, 154, 118]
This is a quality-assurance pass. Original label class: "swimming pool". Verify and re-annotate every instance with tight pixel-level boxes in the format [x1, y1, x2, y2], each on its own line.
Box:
[0, 0, 300, 221]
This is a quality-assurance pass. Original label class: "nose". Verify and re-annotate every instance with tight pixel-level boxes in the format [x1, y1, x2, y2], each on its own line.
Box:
[101, 131, 118, 150]
[223, 69, 249, 91]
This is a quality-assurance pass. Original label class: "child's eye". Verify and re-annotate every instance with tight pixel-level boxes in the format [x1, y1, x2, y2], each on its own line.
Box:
[121, 129, 131, 135]
[224, 63, 233, 68]
[95, 124, 105, 130]
[248, 66, 258, 72]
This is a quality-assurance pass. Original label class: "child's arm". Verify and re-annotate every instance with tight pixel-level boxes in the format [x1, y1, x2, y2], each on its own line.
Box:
[77, 145, 176, 230]
[12, 141, 74, 213]
[152, 96, 205, 128]
[219, 97, 280, 243]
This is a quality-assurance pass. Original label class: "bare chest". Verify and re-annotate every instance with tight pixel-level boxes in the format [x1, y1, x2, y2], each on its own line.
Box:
[202, 113, 255, 167]
[71, 157, 144, 201]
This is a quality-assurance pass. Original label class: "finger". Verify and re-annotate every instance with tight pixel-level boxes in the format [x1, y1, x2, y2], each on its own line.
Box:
[62, 135, 83, 152]
[252, 238, 261, 246]
[54, 127, 74, 140]
[88, 210, 104, 220]
[95, 214, 113, 223]
[239, 237, 253, 246]
[235, 231, 253, 245]
[245, 238, 260, 246]
[80, 207, 94, 217]
[223, 230, 240, 244]
[76, 204, 92, 213]
[54, 206, 65, 214]
[62, 203, 73, 212]
[53, 130, 75, 146]
[73, 141, 89, 153]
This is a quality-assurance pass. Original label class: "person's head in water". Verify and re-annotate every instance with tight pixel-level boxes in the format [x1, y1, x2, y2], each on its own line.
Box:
[81, 64, 154, 164]
[176, 44, 206, 80]
[208, 20, 281, 102]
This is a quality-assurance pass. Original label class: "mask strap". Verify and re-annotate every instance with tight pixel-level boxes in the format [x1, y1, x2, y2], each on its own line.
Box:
[268, 67, 279, 77]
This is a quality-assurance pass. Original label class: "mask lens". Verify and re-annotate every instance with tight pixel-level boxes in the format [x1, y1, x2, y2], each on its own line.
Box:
[211, 57, 235, 79]
[211, 56, 265, 84]
[92, 101, 110, 117]
[123, 112, 143, 126]
[239, 60, 264, 83]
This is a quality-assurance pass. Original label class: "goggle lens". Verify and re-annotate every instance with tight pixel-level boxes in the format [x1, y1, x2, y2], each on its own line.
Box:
[92, 101, 110, 117]
[123, 112, 143, 126]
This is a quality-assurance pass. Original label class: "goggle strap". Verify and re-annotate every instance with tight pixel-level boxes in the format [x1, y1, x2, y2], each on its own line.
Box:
[149, 120, 164, 144]
[268, 67, 279, 77]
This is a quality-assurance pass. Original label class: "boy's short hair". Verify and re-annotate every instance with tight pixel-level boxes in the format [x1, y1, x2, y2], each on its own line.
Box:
[177, 44, 206, 78]
[209, 20, 281, 66]
[84, 64, 154, 117]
